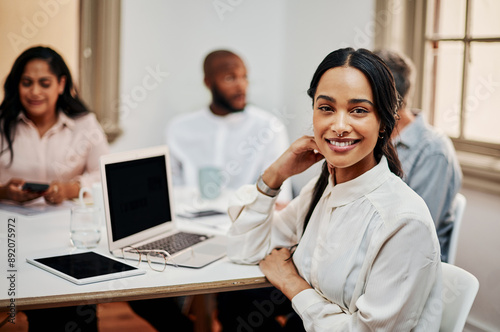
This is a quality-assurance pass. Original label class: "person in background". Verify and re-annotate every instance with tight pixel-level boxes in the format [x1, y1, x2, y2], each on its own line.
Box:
[165, 49, 293, 206]
[0, 46, 108, 206]
[0, 46, 109, 331]
[225, 47, 442, 331]
[374, 49, 462, 262]
[128, 49, 294, 332]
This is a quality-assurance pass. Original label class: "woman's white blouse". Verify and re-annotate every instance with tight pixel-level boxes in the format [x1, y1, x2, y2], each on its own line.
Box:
[227, 157, 443, 331]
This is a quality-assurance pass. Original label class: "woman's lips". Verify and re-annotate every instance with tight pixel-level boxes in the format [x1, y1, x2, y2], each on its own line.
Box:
[326, 138, 360, 152]
[27, 99, 44, 106]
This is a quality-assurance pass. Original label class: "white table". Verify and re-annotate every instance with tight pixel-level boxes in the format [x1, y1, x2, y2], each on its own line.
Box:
[0, 190, 269, 312]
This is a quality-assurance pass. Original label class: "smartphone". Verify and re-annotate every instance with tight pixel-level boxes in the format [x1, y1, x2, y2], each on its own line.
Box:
[22, 182, 50, 193]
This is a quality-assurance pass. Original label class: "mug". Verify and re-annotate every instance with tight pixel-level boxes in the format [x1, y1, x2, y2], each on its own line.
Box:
[198, 167, 223, 200]
[78, 182, 104, 212]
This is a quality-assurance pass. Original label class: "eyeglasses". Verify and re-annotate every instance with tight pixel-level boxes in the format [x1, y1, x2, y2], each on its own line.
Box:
[117, 246, 178, 272]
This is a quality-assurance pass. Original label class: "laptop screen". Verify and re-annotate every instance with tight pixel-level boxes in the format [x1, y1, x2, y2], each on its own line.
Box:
[105, 155, 172, 241]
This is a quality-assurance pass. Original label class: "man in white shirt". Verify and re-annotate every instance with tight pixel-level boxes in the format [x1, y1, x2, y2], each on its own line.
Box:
[165, 50, 292, 205]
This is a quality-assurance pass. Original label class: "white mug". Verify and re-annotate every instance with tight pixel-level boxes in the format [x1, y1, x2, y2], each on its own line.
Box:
[78, 183, 104, 228]
[198, 166, 223, 200]
[78, 183, 104, 211]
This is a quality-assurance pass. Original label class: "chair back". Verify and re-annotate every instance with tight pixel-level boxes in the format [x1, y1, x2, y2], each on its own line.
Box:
[440, 262, 479, 332]
[448, 193, 466, 265]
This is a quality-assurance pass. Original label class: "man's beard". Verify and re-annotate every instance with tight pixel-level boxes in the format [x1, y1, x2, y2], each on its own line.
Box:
[211, 86, 245, 113]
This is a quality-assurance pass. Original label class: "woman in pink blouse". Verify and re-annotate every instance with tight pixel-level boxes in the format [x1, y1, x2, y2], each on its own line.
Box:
[0, 46, 109, 205]
[0, 46, 108, 330]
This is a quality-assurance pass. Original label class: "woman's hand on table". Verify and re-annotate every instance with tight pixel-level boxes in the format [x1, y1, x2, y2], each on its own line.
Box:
[259, 247, 311, 300]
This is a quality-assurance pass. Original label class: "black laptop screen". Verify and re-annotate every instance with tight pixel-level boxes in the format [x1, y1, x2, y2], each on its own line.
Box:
[105, 155, 172, 241]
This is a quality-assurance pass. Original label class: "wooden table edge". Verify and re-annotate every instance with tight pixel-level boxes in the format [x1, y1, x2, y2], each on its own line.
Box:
[0, 277, 270, 311]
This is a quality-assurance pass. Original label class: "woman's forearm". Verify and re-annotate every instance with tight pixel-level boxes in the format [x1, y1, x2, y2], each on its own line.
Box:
[280, 274, 312, 301]
[261, 164, 286, 190]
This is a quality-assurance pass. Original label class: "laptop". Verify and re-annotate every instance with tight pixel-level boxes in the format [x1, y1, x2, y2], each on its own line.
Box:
[100, 145, 227, 268]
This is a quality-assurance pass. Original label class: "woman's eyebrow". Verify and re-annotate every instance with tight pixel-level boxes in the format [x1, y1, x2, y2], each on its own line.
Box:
[316, 95, 335, 103]
[316, 95, 374, 107]
[20, 75, 52, 81]
[349, 98, 374, 106]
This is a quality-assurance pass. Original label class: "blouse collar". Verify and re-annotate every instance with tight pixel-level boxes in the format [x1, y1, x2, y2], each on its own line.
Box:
[18, 110, 76, 131]
[323, 156, 392, 207]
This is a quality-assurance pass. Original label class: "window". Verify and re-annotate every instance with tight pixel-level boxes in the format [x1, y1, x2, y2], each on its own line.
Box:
[375, 0, 500, 194]
[422, 0, 500, 157]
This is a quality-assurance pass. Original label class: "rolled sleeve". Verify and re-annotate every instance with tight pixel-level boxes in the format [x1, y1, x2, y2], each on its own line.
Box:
[227, 179, 316, 265]
[227, 184, 277, 264]
[292, 289, 350, 331]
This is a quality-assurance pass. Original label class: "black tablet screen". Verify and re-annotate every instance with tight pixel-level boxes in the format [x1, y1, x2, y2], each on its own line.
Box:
[34, 252, 136, 280]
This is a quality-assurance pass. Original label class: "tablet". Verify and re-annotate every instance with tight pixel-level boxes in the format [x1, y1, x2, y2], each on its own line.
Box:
[27, 251, 146, 285]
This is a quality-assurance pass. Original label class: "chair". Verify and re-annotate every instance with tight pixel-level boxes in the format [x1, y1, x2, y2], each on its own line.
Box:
[440, 262, 479, 332]
[447, 193, 467, 265]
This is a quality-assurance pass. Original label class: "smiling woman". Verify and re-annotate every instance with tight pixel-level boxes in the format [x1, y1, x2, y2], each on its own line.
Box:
[225, 48, 443, 331]
[0, 46, 109, 331]
[312, 66, 382, 183]
[18, 59, 66, 136]
[0, 46, 109, 205]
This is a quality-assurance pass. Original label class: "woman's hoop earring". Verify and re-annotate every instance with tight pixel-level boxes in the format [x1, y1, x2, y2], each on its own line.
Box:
[379, 131, 385, 139]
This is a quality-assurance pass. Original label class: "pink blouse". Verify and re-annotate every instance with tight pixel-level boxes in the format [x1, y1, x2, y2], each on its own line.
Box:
[0, 112, 109, 189]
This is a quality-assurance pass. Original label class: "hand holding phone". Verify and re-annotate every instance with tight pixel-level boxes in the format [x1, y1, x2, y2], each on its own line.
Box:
[22, 182, 50, 193]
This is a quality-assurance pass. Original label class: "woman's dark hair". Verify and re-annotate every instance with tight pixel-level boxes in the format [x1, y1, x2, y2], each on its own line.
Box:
[302, 47, 403, 233]
[373, 49, 415, 108]
[0, 46, 89, 163]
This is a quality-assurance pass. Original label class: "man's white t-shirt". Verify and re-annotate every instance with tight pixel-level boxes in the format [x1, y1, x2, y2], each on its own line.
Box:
[165, 105, 293, 202]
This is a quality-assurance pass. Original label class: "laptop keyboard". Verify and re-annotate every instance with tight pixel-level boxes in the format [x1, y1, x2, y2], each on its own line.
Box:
[137, 232, 209, 255]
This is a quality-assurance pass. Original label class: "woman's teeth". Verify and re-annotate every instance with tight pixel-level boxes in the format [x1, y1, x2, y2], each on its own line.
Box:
[328, 140, 355, 147]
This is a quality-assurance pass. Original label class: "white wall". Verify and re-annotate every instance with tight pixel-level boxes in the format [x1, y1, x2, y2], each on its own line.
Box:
[114, 0, 288, 151]
[114, 0, 374, 191]
[0, 0, 80, 100]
